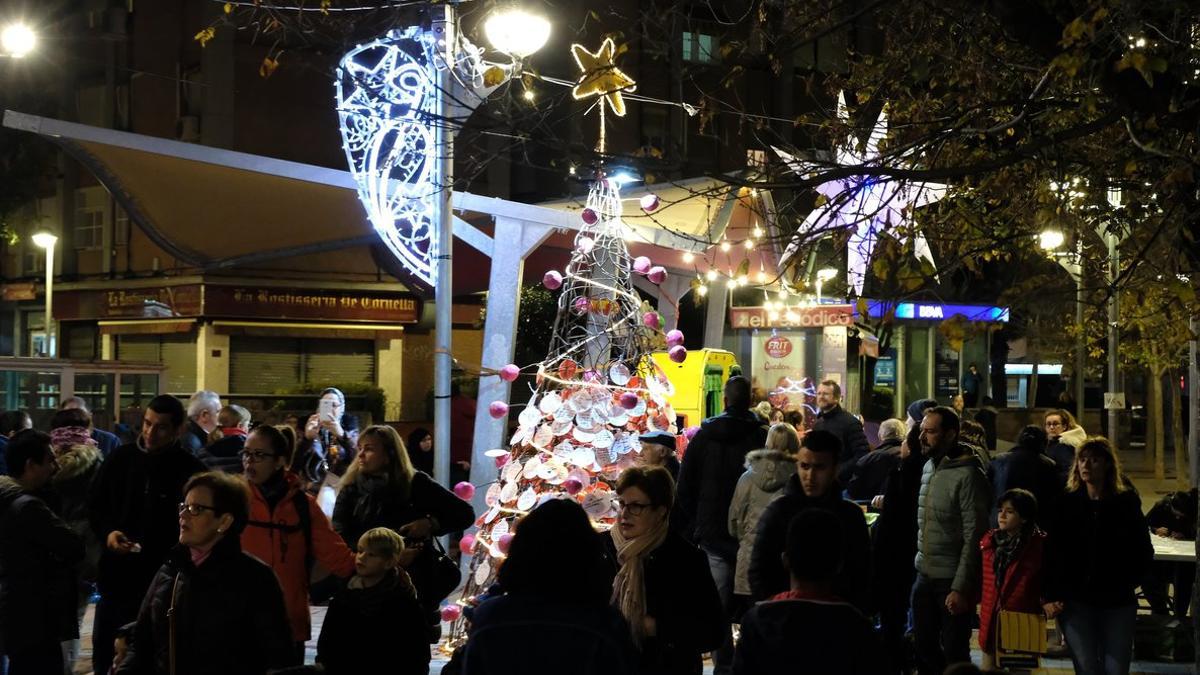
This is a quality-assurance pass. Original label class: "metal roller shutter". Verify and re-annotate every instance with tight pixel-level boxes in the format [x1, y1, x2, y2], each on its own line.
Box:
[304, 339, 375, 385]
[117, 335, 160, 363]
[230, 336, 302, 394]
[161, 336, 196, 395]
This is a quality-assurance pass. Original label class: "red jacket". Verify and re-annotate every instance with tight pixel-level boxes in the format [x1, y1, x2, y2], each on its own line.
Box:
[242, 472, 356, 641]
[978, 528, 1046, 652]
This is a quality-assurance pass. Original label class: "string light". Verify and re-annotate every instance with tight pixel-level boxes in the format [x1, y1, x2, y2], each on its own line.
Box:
[705, 269, 717, 281]
[697, 285, 708, 296]
[744, 240, 754, 250]
[753, 226, 764, 238]
[720, 240, 732, 252]
[523, 89, 535, 102]
[682, 251, 695, 264]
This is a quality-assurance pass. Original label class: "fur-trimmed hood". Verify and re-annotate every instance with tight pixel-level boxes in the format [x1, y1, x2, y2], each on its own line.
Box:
[53, 443, 102, 483]
[743, 448, 796, 492]
[1058, 425, 1087, 449]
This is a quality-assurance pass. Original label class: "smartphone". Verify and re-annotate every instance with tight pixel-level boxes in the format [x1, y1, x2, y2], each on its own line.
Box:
[319, 398, 336, 423]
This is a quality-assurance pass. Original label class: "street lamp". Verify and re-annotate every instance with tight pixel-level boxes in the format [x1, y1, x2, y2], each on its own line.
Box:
[1039, 228, 1084, 423]
[31, 229, 57, 357]
[815, 267, 838, 305]
[484, 8, 551, 58]
[0, 22, 36, 58]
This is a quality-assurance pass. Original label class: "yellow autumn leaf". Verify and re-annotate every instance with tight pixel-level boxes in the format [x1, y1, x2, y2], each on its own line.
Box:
[482, 65, 505, 87]
[223, 2, 233, 14]
[320, 0, 331, 15]
[194, 27, 216, 48]
[259, 56, 279, 79]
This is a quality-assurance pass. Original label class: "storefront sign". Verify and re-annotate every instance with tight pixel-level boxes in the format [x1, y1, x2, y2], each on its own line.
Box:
[1, 283, 37, 301]
[205, 286, 421, 323]
[752, 331, 811, 410]
[730, 305, 854, 329]
[863, 300, 1009, 323]
[55, 284, 421, 324]
[875, 356, 896, 385]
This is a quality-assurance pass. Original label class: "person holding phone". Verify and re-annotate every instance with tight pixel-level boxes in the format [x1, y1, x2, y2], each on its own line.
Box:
[293, 388, 359, 491]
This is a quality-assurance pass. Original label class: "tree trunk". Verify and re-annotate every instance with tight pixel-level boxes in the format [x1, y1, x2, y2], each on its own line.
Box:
[1172, 367, 1187, 488]
[1152, 367, 1166, 480]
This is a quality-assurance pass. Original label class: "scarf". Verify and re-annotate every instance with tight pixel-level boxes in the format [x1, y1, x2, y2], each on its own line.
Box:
[50, 426, 96, 451]
[609, 517, 669, 645]
[991, 529, 1024, 589]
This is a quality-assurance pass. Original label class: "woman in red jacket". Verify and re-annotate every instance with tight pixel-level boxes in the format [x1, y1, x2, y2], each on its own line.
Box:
[979, 488, 1047, 672]
[240, 424, 356, 664]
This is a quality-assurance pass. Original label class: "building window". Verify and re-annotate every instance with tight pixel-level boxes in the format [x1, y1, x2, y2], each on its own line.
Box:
[747, 149, 767, 170]
[682, 31, 717, 64]
[75, 187, 106, 250]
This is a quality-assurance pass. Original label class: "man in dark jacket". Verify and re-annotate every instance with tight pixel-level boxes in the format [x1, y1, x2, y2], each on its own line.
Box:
[987, 425, 1059, 529]
[811, 380, 871, 485]
[675, 375, 766, 675]
[846, 418, 904, 501]
[88, 394, 206, 675]
[734, 510, 884, 675]
[183, 389, 221, 453]
[0, 430, 85, 675]
[748, 429, 871, 613]
[197, 405, 251, 474]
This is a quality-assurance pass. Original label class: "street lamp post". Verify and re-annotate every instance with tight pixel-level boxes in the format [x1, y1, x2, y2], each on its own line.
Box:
[32, 230, 57, 357]
[1103, 187, 1125, 442]
[1039, 229, 1085, 424]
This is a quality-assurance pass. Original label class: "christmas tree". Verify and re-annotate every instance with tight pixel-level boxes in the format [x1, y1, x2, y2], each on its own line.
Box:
[443, 173, 686, 639]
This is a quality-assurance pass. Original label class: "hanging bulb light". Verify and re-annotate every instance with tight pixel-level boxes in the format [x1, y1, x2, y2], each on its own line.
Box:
[697, 285, 708, 296]
[682, 251, 695, 264]
[753, 226, 764, 238]
[720, 240, 732, 252]
[705, 269, 717, 281]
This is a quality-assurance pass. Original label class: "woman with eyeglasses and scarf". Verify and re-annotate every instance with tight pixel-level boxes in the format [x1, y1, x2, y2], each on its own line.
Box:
[240, 425, 356, 665]
[602, 466, 724, 675]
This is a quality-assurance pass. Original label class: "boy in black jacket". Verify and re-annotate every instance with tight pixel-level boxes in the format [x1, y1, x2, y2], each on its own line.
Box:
[317, 527, 430, 674]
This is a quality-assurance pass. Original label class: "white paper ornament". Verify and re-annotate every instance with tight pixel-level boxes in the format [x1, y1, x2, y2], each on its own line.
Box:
[475, 559, 492, 585]
[517, 488, 538, 511]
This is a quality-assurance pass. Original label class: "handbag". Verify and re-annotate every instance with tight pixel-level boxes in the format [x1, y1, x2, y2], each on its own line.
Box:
[408, 535, 462, 612]
[997, 609, 1047, 654]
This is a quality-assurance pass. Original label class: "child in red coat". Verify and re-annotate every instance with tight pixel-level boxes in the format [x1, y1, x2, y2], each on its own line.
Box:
[979, 488, 1046, 672]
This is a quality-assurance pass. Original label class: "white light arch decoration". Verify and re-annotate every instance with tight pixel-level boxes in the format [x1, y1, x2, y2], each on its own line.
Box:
[775, 92, 947, 297]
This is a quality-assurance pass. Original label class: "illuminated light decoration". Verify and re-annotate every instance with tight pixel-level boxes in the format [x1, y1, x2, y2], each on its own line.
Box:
[774, 92, 947, 296]
[720, 240, 732, 252]
[571, 38, 636, 153]
[682, 251, 695, 263]
[336, 27, 512, 292]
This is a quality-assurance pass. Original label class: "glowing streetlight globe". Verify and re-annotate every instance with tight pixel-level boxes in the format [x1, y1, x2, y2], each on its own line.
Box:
[31, 230, 57, 249]
[1039, 230, 1065, 251]
[484, 9, 551, 58]
[1, 23, 36, 58]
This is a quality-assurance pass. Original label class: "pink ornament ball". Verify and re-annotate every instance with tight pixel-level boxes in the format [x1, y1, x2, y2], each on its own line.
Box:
[640, 193, 661, 212]
[543, 270, 563, 290]
[495, 454, 510, 468]
[488, 401, 509, 419]
[666, 329, 685, 347]
[581, 208, 598, 225]
[668, 345, 687, 363]
[619, 392, 640, 409]
[684, 425, 701, 440]
[642, 312, 661, 330]
[460, 533, 476, 554]
[578, 237, 595, 254]
[453, 481, 476, 500]
[497, 533, 515, 554]
[633, 256, 652, 275]
[441, 604, 463, 622]
[572, 296, 590, 315]
[499, 364, 520, 382]
[564, 478, 584, 495]
[647, 266, 668, 284]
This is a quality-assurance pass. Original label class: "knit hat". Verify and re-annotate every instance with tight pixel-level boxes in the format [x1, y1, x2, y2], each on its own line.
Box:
[906, 398, 938, 423]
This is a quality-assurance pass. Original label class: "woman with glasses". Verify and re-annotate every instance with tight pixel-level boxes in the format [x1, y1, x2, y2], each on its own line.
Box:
[1043, 409, 1086, 485]
[602, 466, 724, 675]
[240, 425, 356, 664]
[1043, 437, 1152, 675]
[332, 424, 475, 639]
[115, 471, 293, 675]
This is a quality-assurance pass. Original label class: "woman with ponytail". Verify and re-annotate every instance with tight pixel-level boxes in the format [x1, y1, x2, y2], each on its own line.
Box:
[240, 424, 356, 664]
[603, 466, 724, 675]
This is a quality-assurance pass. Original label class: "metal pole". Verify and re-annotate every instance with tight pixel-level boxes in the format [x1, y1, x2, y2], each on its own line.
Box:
[1189, 317, 1198, 486]
[432, 6, 454, 487]
[45, 242, 54, 357]
[1107, 230, 1120, 441]
[1075, 241, 1085, 425]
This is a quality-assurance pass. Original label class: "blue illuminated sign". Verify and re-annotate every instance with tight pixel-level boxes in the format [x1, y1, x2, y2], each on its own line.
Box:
[862, 301, 1009, 323]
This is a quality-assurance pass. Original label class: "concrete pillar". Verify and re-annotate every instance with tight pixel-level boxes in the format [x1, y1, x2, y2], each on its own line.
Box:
[376, 336, 404, 422]
[195, 322, 229, 394]
[704, 281, 729, 348]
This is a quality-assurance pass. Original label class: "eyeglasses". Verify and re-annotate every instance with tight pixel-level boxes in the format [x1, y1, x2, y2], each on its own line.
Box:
[1045, 420, 1064, 428]
[615, 500, 656, 516]
[178, 503, 219, 517]
[240, 450, 276, 463]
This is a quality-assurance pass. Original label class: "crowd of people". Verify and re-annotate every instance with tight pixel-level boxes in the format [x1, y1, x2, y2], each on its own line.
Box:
[0, 376, 1182, 675]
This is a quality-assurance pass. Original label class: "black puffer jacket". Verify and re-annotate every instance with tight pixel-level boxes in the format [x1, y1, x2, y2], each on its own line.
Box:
[748, 474, 871, 611]
[89, 440, 206, 600]
[675, 408, 767, 560]
[986, 445, 1061, 529]
[845, 437, 902, 501]
[1045, 487, 1153, 608]
[116, 536, 294, 675]
[600, 532, 726, 675]
[0, 477, 84, 655]
[812, 405, 871, 485]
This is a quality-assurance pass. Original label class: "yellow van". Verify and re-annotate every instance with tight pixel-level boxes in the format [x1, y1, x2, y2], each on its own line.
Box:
[650, 348, 740, 429]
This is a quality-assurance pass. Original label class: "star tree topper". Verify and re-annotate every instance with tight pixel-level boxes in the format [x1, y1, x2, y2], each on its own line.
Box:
[775, 92, 947, 297]
[571, 37, 636, 117]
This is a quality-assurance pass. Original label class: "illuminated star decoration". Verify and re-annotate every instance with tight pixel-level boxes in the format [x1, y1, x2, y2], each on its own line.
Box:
[774, 92, 947, 297]
[571, 38, 636, 152]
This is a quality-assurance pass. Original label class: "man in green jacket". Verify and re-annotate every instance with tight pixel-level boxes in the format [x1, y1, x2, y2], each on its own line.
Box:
[912, 406, 992, 674]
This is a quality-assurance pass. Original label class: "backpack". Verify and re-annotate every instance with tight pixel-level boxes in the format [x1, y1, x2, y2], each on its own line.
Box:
[247, 490, 316, 576]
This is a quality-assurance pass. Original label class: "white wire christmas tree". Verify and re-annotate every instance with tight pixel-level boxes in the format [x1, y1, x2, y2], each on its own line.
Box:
[443, 173, 687, 639]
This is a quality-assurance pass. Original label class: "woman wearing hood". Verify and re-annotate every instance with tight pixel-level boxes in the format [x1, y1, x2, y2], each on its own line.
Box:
[727, 423, 800, 606]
